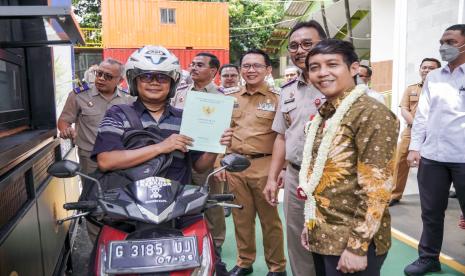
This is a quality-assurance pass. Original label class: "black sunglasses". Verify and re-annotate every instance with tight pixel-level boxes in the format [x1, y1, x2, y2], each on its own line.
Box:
[94, 70, 117, 81]
[137, 72, 172, 84]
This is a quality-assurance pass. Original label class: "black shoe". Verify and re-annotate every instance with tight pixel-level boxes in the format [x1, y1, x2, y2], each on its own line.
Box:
[389, 199, 400, 207]
[229, 265, 253, 276]
[267, 271, 287, 276]
[449, 190, 457, 198]
[224, 206, 232, 217]
[215, 261, 230, 276]
[404, 258, 441, 275]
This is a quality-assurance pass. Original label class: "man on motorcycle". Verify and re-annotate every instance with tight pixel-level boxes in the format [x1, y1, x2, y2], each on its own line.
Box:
[91, 46, 232, 185]
[89, 46, 233, 275]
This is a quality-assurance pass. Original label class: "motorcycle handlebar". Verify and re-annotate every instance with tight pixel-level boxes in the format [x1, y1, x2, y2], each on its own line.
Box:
[63, 201, 97, 211]
[208, 193, 235, 202]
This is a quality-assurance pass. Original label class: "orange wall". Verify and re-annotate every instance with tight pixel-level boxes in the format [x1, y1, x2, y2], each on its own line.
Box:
[371, 60, 393, 93]
[103, 48, 230, 70]
[102, 0, 229, 49]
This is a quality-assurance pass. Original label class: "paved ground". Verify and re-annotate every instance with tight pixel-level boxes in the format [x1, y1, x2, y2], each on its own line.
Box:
[70, 220, 92, 276]
[390, 166, 465, 266]
[70, 205, 464, 276]
[69, 167, 465, 275]
[390, 194, 465, 266]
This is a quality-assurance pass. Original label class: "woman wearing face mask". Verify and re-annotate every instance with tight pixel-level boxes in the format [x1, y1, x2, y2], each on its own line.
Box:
[404, 24, 465, 276]
[91, 45, 233, 186]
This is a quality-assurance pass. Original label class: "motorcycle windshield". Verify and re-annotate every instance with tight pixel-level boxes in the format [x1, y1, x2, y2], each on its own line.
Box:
[128, 177, 181, 219]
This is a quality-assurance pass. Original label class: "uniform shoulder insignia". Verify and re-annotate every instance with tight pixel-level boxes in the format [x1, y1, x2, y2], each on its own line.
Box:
[222, 86, 241, 95]
[268, 86, 280, 95]
[73, 81, 90, 94]
[280, 79, 298, 89]
[176, 83, 190, 91]
[119, 87, 129, 94]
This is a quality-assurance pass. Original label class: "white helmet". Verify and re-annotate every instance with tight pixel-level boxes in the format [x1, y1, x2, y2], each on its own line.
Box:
[125, 45, 181, 98]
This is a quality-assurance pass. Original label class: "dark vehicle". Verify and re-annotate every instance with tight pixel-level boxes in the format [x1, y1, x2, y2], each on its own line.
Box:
[0, 2, 85, 276]
[48, 154, 250, 276]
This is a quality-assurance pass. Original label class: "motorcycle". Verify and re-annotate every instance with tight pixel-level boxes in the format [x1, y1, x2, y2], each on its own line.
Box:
[48, 153, 250, 276]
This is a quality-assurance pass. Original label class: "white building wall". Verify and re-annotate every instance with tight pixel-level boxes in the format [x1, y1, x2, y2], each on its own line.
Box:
[404, 0, 460, 87]
[371, 0, 395, 62]
[373, 0, 465, 112]
[372, 0, 465, 196]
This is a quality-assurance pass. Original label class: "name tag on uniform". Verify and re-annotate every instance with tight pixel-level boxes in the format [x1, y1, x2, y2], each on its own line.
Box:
[284, 97, 295, 104]
[459, 86, 465, 95]
[410, 92, 417, 96]
[258, 102, 275, 112]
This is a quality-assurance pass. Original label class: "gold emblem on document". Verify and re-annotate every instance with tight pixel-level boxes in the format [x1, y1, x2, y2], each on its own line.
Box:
[202, 106, 216, 116]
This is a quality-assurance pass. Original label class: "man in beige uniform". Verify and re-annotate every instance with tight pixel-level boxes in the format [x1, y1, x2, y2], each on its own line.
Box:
[58, 58, 135, 175]
[390, 58, 441, 206]
[222, 49, 286, 276]
[171, 53, 227, 261]
[218, 64, 241, 217]
[219, 64, 240, 90]
[284, 66, 299, 82]
[171, 52, 221, 108]
[263, 20, 326, 276]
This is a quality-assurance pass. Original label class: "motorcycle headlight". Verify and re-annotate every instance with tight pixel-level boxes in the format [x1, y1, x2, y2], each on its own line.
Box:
[190, 235, 213, 276]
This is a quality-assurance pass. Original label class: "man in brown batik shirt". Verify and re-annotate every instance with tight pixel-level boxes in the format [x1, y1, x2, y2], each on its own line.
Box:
[301, 39, 398, 276]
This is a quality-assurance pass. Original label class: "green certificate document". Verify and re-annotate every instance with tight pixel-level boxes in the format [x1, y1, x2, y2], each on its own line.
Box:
[180, 91, 234, 153]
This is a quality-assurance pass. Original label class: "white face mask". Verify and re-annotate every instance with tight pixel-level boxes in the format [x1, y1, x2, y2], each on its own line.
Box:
[439, 43, 465, 62]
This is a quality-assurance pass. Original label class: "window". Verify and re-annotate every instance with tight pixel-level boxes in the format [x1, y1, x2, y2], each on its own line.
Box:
[160, 8, 176, 24]
[0, 60, 22, 112]
[0, 49, 29, 130]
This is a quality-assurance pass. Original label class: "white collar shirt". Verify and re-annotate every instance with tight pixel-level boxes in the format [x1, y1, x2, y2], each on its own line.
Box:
[409, 64, 465, 163]
[366, 88, 385, 104]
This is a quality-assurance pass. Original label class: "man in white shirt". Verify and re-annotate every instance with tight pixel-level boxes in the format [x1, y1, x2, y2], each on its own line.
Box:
[404, 24, 465, 276]
[358, 65, 386, 104]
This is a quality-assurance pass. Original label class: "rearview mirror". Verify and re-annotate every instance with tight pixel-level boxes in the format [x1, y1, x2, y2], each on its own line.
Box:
[47, 160, 81, 178]
[220, 154, 250, 172]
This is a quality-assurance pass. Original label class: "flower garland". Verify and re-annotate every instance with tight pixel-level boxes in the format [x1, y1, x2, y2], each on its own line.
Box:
[298, 84, 367, 230]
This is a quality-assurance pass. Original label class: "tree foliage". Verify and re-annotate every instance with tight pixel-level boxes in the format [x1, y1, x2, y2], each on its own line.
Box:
[70, 0, 284, 63]
[72, 0, 102, 28]
[229, 0, 284, 63]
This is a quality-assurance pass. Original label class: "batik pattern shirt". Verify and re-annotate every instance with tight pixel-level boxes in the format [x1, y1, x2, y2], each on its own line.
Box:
[307, 94, 399, 256]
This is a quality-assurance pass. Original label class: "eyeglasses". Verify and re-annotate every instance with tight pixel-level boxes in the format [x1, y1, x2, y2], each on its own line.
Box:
[221, 74, 239, 78]
[240, 63, 267, 71]
[190, 62, 208, 69]
[137, 72, 172, 84]
[94, 70, 117, 81]
[287, 40, 317, 53]
[285, 73, 297, 78]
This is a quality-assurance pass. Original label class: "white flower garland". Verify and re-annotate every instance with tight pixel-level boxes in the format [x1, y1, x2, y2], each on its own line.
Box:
[298, 84, 367, 230]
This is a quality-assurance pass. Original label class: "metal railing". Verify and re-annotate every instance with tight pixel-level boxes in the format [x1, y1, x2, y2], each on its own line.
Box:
[76, 28, 102, 48]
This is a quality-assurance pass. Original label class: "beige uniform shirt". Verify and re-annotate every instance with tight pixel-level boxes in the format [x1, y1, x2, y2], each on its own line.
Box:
[59, 85, 135, 151]
[399, 83, 422, 119]
[226, 83, 280, 155]
[171, 82, 220, 109]
[272, 75, 325, 165]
